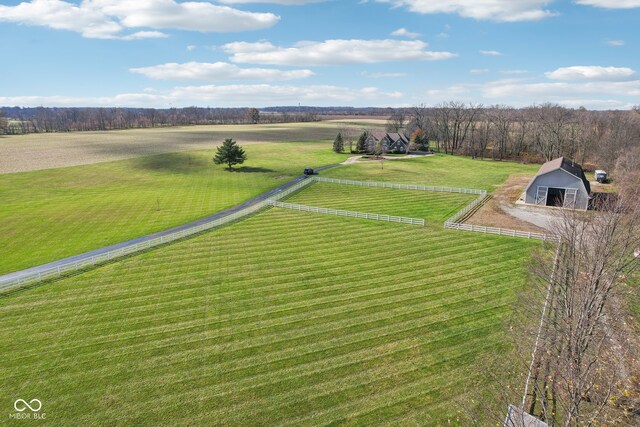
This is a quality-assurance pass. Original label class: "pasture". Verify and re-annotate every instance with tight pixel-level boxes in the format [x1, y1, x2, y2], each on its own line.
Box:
[0, 120, 384, 173]
[0, 151, 533, 277]
[323, 154, 539, 191]
[0, 137, 545, 425]
[1, 198, 536, 426]
[0, 142, 349, 275]
[285, 181, 476, 225]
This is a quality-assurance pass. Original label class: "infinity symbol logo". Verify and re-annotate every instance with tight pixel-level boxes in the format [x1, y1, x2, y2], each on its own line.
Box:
[14, 399, 42, 412]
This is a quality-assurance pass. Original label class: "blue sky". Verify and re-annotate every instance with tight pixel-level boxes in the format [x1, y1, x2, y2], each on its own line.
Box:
[0, 0, 639, 109]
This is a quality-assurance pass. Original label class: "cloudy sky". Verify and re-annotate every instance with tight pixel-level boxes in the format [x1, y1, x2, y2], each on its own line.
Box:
[0, 0, 639, 109]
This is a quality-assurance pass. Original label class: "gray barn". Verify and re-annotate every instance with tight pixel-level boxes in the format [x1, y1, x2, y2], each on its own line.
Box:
[524, 157, 591, 210]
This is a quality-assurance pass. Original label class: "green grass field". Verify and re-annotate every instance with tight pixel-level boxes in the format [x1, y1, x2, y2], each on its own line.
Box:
[0, 151, 535, 277]
[324, 154, 539, 191]
[285, 181, 476, 224]
[0, 142, 349, 275]
[1, 201, 536, 425]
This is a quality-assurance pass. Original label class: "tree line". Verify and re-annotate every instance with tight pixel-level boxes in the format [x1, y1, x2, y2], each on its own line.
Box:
[395, 102, 640, 171]
[0, 106, 319, 135]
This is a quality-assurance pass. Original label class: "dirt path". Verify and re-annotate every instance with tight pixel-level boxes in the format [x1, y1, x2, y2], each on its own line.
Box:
[466, 175, 549, 233]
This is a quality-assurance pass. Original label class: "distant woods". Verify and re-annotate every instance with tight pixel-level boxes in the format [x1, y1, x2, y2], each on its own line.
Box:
[0, 106, 321, 135]
[404, 102, 640, 171]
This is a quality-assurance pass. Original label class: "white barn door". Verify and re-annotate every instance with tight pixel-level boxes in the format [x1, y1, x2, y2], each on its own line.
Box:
[564, 189, 578, 208]
[536, 186, 548, 205]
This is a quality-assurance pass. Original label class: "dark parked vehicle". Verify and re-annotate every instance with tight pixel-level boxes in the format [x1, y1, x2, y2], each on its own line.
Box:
[303, 168, 314, 175]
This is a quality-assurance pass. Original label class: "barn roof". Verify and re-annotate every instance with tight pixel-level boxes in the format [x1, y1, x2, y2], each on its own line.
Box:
[535, 157, 591, 194]
[504, 405, 549, 427]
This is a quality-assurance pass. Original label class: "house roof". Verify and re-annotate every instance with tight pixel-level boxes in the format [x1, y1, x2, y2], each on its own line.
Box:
[367, 131, 409, 145]
[535, 157, 591, 194]
[367, 130, 387, 141]
[387, 132, 409, 144]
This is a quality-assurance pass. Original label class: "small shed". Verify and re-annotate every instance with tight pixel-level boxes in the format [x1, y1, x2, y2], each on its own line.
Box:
[524, 157, 591, 210]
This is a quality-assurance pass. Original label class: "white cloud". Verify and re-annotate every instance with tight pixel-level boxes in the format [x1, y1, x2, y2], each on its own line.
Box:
[120, 31, 169, 40]
[186, 45, 196, 51]
[605, 39, 625, 46]
[469, 68, 489, 74]
[390, 27, 421, 38]
[482, 79, 640, 99]
[480, 50, 503, 56]
[0, 84, 403, 108]
[375, 0, 556, 22]
[129, 61, 314, 81]
[545, 66, 635, 81]
[219, 0, 325, 4]
[361, 71, 407, 78]
[0, 0, 279, 39]
[223, 39, 457, 65]
[575, 0, 640, 9]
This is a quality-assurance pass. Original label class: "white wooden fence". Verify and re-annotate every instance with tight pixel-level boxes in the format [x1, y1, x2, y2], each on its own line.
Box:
[267, 200, 425, 226]
[314, 176, 486, 195]
[0, 177, 315, 291]
[444, 221, 560, 242]
[444, 193, 560, 243]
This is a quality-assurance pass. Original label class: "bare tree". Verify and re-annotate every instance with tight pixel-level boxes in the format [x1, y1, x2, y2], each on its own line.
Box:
[386, 109, 406, 132]
[433, 101, 482, 154]
[246, 108, 260, 124]
[340, 126, 357, 154]
[0, 109, 8, 135]
[521, 194, 640, 426]
[534, 104, 574, 161]
[490, 105, 513, 160]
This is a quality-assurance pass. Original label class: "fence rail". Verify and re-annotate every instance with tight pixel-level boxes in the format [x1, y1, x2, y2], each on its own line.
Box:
[0, 177, 315, 292]
[314, 177, 487, 195]
[443, 221, 560, 242]
[267, 200, 425, 226]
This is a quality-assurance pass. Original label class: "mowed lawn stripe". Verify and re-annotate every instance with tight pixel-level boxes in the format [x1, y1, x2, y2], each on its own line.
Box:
[3, 272, 514, 376]
[284, 181, 475, 223]
[0, 266, 508, 380]
[1, 202, 535, 425]
[0, 212, 525, 327]
[1, 245, 525, 360]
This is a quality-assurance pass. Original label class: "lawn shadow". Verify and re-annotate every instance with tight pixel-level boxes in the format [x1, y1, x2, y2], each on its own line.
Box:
[232, 166, 275, 173]
[133, 152, 210, 174]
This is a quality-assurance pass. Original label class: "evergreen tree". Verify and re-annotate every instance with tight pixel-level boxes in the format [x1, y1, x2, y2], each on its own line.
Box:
[332, 132, 344, 153]
[213, 138, 247, 170]
[356, 131, 368, 153]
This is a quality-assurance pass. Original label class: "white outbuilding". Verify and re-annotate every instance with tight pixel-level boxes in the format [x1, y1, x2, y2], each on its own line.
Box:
[524, 157, 591, 210]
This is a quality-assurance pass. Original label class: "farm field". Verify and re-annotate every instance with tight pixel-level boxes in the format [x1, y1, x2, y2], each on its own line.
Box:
[285, 181, 476, 224]
[0, 142, 349, 275]
[0, 119, 384, 173]
[325, 154, 540, 191]
[0, 204, 537, 425]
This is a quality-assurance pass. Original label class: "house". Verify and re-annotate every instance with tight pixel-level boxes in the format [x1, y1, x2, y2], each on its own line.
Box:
[524, 157, 591, 210]
[365, 131, 410, 154]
